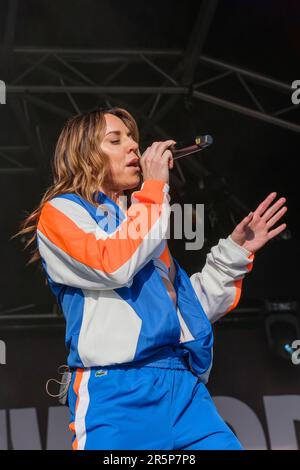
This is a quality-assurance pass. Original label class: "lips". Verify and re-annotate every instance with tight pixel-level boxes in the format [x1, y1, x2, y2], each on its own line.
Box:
[125, 158, 140, 169]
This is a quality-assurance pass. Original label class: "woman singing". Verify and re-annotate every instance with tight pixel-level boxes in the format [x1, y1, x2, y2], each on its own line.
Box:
[17, 107, 287, 450]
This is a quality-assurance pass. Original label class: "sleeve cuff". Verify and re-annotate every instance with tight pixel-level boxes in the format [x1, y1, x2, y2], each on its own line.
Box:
[227, 235, 253, 257]
[136, 180, 170, 205]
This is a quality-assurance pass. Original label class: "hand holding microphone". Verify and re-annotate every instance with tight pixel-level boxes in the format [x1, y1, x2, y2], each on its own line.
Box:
[139, 140, 176, 185]
[139, 135, 213, 184]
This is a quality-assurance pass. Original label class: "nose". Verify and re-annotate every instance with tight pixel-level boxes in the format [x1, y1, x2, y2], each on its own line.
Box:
[127, 136, 139, 155]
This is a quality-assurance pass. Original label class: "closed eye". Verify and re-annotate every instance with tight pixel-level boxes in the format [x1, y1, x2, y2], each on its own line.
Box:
[110, 132, 132, 145]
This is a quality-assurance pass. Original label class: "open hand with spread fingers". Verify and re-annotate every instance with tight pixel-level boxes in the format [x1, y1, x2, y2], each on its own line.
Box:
[230, 192, 288, 254]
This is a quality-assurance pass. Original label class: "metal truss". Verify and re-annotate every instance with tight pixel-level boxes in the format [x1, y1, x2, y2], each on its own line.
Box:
[1, 0, 298, 179]
[2, 0, 298, 181]
[2, 47, 299, 176]
[6, 50, 298, 124]
[0, 0, 221, 182]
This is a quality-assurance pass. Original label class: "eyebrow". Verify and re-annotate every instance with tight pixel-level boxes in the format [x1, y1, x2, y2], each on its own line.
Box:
[105, 130, 131, 136]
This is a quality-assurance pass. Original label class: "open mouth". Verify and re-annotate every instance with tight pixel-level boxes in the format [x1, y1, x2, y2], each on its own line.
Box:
[126, 161, 141, 170]
[126, 166, 141, 172]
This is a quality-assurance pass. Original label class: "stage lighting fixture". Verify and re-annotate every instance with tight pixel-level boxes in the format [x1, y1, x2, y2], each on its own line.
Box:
[264, 301, 300, 362]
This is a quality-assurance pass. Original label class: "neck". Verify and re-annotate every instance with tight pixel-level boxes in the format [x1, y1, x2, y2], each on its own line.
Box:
[99, 185, 125, 207]
[111, 191, 124, 205]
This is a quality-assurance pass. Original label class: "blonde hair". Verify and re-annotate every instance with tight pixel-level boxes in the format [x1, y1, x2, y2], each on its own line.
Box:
[14, 106, 140, 265]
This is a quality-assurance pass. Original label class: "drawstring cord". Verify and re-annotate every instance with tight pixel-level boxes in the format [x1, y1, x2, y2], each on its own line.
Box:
[45, 365, 72, 399]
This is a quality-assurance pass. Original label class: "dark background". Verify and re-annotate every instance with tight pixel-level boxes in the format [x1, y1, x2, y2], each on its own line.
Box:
[0, 0, 300, 450]
[1, 0, 299, 315]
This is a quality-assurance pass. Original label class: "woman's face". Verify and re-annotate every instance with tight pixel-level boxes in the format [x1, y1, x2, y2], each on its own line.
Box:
[100, 113, 141, 192]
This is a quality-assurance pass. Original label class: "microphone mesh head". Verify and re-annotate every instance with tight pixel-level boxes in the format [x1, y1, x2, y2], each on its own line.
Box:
[195, 135, 213, 146]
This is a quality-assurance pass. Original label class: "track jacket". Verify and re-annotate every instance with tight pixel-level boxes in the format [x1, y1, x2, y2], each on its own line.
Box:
[37, 180, 254, 383]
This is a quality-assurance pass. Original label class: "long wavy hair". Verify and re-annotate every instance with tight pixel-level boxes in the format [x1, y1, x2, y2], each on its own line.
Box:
[14, 106, 141, 265]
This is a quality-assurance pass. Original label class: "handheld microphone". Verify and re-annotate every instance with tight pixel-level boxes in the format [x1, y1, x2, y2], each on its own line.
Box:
[170, 135, 213, 161]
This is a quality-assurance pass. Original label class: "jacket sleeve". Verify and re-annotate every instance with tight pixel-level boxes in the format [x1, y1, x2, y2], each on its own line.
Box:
[37, 180, 171, 290]
[189, 235, 254, 323]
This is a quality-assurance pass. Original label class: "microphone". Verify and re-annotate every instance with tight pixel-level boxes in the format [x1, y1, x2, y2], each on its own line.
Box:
[170, 135, 213, 161]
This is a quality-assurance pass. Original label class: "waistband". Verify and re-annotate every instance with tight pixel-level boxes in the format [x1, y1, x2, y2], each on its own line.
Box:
[79, 346, 190, 372]
[134, 346, 190, 370]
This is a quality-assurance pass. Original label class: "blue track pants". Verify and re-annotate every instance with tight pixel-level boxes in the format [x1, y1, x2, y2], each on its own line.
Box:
[68, 346, 243, 450]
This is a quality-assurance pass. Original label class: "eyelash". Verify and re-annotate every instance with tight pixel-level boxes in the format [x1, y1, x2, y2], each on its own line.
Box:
[110, 133, 132, 144]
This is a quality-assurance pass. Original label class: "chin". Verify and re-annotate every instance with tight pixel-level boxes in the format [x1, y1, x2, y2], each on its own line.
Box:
[125, 175, 142, 191]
